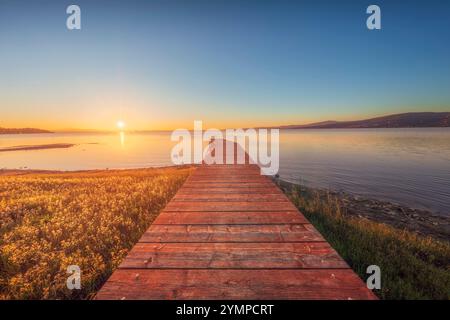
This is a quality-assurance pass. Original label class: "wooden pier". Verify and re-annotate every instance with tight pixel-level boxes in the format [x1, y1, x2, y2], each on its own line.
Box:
[96, 142, 376, 300]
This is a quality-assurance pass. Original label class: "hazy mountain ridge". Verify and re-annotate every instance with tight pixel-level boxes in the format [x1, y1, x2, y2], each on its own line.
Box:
[0, 127, 53, 134]
[279, 112, 450, 129]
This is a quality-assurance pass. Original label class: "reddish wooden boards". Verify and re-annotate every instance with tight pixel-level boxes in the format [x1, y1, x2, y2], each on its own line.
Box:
[96, 269, 376, 300]
[119, 242, 348, 269]
[140, 224, 323, 242]
[153, 211, 307, 225]
[96, 163, 377, 300]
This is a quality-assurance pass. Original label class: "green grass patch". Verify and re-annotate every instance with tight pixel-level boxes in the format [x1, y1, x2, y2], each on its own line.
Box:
[286, 185, 450, 300]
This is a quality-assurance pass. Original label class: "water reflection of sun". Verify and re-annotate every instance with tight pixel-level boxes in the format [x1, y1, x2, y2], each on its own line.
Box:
[117, 121, 125, 147]
[119, 131, 125, 147]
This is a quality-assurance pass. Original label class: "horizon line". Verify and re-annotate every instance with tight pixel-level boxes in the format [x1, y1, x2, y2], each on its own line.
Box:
[2, 111, 449, 133]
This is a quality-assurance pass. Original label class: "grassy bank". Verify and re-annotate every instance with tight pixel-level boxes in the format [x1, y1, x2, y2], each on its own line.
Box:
[285, 184, 450, 300]
[0, 167, 192, 299]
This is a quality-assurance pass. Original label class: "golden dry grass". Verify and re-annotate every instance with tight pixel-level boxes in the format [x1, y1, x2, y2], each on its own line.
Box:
[0, 167, 192, 299]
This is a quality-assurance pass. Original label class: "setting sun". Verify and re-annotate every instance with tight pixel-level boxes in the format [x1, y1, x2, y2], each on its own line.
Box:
[116, 120, 125, 130]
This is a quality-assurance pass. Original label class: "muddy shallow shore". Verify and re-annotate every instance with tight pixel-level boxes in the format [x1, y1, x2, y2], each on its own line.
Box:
[0, 143, 75, 152]
[274, 178, 450, 242]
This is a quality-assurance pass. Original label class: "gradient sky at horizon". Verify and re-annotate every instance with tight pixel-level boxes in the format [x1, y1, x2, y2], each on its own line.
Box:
[1, 0, 450, 130]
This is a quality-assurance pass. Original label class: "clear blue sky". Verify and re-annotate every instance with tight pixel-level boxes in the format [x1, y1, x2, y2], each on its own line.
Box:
[1, 0, 449, 130]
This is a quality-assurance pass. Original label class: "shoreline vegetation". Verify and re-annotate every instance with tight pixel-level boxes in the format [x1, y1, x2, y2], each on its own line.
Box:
[0, 166, 448, 299]
[275, 179, 450, 242]
[275, 178, 450, 299]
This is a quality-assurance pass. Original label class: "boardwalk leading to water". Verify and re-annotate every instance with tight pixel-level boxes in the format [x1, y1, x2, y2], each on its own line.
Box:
[96, 159, 376, 299]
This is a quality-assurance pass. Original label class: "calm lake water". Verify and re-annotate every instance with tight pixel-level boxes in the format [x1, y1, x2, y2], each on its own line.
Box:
[1, 129, 449, 215]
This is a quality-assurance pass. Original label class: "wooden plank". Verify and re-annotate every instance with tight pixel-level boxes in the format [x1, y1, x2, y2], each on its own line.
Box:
[173, 194, 289, 202]
[153, 211, 308, 225]
[95, 269, 377, 300]
[193, 171, 261, 175]
[188, 175, 269, 180]
[193, 172, 261, 176]
[164, 201, 298, 212]
[119, 242, 347, 269]
[194, 170, 261, 175]
[187, 176, 269, 181]
[182, 182, 273, 188]
[186, 179, 270, 183]
[140, 224, 324, 242]
[176, 187, 283, 194]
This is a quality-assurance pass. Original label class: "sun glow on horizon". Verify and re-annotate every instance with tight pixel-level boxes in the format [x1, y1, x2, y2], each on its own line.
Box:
[116, 120, 126, 130]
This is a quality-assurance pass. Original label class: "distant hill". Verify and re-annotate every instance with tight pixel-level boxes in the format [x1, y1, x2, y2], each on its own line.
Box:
[279, 112, 450, 129]
[0, 127, 53, 134]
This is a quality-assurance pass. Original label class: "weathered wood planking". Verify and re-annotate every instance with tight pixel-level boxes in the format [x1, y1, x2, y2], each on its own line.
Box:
[176, 187, 283, 194]
[140, 224, 324, 242]
[119, 242, 348, 269]
[164, 201, 299, 212]
[153, 211, 308, 225]
[96, 269, 376, 300]
[96, 141, 377, 300]
[173, 194, 289, 202]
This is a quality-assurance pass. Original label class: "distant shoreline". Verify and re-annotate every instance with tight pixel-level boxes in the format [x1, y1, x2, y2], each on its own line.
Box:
[1, 112, 449, 133]
[0, 165, 194, 176]
[1, 127, 449, 135]
[0, 128, 53, 134]
[275, 112, 450, 129]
